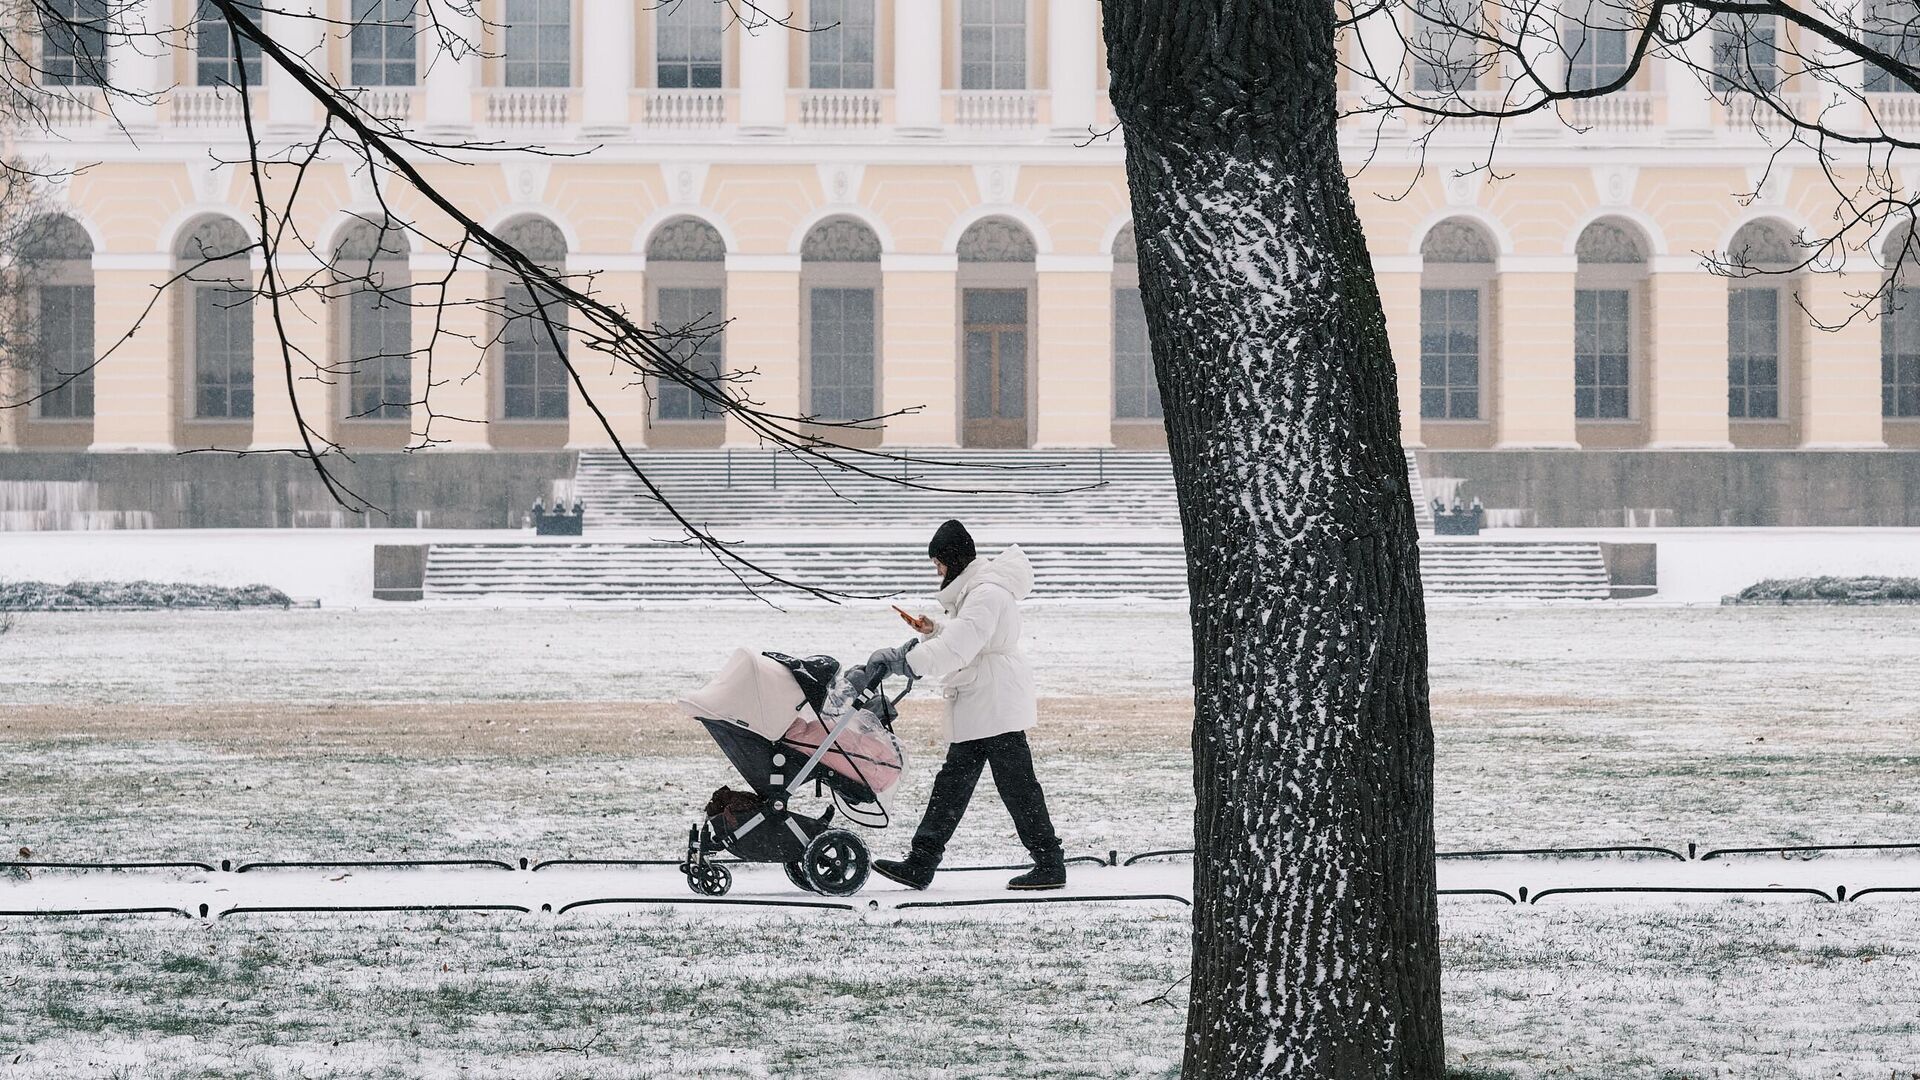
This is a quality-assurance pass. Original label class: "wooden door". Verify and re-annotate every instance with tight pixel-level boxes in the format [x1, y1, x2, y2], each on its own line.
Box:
[961, 288, 1029, 447]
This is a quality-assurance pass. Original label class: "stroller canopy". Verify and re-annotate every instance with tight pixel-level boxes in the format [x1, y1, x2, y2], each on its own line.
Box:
[675, 648, 811, 741]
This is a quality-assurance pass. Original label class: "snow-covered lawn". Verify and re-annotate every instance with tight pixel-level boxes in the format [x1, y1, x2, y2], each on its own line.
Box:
[2, 604, 1915, 862]
[0, 901, 1915, 1078]
[3, 603, 1918, 1077]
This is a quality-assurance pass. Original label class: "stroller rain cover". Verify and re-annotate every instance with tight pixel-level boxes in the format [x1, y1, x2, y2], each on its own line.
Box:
[676, 648, 907, 803]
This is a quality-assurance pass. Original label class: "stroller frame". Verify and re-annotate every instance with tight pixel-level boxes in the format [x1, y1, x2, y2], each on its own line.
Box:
[681, 662, 914, 898]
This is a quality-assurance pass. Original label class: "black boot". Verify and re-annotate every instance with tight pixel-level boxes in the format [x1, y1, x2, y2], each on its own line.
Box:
[1007, 849, 1066, 891]
[873, 856, 936, 890]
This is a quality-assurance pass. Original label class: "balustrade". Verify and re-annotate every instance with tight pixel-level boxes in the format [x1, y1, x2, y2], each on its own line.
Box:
[797, 90, 883, 129]
[487, 89, 572, 127]
[636, 90, 731, 129]
[951, 91, 1040, 128]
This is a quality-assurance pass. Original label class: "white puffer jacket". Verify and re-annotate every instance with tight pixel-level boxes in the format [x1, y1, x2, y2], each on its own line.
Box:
[904, 546, 1037, 744]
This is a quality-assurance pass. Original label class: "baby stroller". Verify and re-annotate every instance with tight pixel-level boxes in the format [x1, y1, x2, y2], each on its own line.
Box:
[674, 648, 913, 897]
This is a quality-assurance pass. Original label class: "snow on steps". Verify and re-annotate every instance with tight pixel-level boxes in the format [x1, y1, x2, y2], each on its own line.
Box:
[423, 539, 1614, 602]
[573, 449, 1439, 533]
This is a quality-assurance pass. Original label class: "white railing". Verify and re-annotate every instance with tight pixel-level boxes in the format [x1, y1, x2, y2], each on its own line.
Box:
[796, 89, 882, 128]
[1564, 91, 1656, 132]
[636, 89, 729, 129]
[1864, 91, 1920, 132]
[170, 86, 254, 128]
[951, 90, 1039, 128]
[34, 87, 104, 127]
[486, 89, 571, 127]
[349, 87, 415, 123]
[1722, 92, 1810, 134]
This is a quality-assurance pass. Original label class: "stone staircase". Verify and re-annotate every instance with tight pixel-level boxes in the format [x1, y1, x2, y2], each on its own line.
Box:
[571, 449, 1439, 533]
[421, 538, 1614, 603]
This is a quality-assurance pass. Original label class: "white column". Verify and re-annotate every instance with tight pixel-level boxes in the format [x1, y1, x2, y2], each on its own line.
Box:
[1824, 0, 1868, 132]
[423, 2, 479, 130]
[581, 1, 636, 135]
[1047, 0, 1097, 137]
[739, 2, 790, 134]
[1353, 2, 1407, 128]
[1664, 17, 1714, 138]
[1510, 7, 1565, 136]
[894, 0, 942, 136]
[109, 0, 165, 130]
[267, 2, 326, 128]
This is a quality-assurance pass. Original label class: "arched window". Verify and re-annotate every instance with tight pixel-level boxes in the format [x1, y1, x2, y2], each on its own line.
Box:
[1573, 218, 1648, 421]
[195, 0, 261, 88]
[349, 0, 418, 86]
[801, 218, 882, 422]
[177, 217, 254, 421]
[809, 0, 876, 89]
[1883, 223, 1920, 418]
[1111, 226, 1161, 421]
[656, 1, 724, 88]
[1419, 218, 1496, 421]
[334, 219, 411, 422]
[504, 0, 571, 87]
[959, 0, 1026, 89]
[1725, 220, 1797, 421]
[957, 216, 1036, 447]
[495, 216, 569, 420]
[21, 215, 95, 420]
[647, 218, 727, 421]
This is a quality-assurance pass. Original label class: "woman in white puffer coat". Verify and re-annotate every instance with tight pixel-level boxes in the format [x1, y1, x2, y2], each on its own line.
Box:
[859, 519, 1065, 892]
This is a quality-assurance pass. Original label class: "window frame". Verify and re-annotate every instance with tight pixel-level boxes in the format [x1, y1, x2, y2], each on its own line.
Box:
[649, 263, 728, 422]
[1572, 275, 1639, 422]
[653, 0, 727, 89]
[800, 260, 882, 424]
[956, 0, 1031, 91]
[187, 278, 256, 422]
[1709, 12, 1780, 94]
[194, 1, 264, 89]
[496, 280, 571, 421]
[1883, 286, 1920, 418]
[1111, 249, 1162, 421]
[1727, 285, 1786, 422]
[30, 283, 96, 421]
[342, 276, 414, 423]
[39, 0, 109, 87]
[1864, 0, 1920, 93]
[807, 0, 879, 90]
[1418, 285, 1486, 422]
[1407, 0, 1484, 95]
[348, 0, 420, 88]
[502, 0, 574, 89]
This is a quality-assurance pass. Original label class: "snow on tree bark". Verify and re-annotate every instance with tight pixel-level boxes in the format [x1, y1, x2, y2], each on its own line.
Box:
[1102, 3, 1443, 1076]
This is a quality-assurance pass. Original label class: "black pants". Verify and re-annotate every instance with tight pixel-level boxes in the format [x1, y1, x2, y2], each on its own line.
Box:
[908, 730, 1061, 867]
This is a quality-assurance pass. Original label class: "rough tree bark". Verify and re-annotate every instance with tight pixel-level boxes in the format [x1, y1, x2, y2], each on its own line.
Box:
[1102, 4, 1443, 1077]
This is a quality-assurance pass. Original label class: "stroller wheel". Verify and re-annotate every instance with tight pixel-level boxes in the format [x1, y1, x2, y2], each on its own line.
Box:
[784, 860, 815, 893]
[800, 829, 870, 897]
[687, 863, 733, 897]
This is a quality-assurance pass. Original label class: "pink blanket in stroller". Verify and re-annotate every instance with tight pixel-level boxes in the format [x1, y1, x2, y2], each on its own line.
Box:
[781, 713, 903, 794]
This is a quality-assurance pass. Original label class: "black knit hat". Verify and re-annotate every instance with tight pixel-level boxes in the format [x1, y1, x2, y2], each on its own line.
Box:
[928, 519, 976, 586]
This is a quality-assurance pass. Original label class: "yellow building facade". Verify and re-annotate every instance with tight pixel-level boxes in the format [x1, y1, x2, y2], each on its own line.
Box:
[5, 0, 1918, 463]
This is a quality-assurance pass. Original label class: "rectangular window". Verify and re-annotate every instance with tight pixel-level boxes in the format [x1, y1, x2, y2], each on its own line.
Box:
[1113, 287, 1162, 419]
[35, 285, 94, 419]
[654, 286, 725, 419]
[1563, 0, 1630, 93]
[1574, 288, 1631, 419]
[656, 2, 724, 89]
[1865, 0, 1920, 92]
[502, 283, 568, 419]
[195, 1, 263, 88]
[348, 286, 412, 420]
[1728, 287, 1781, 419]
[1419, 288, 1481, 420]
[504, 0, 571, 88]
[1710, 13, 1778, 93]
[809, 288, 875, 421]
[959, 0, 1026, 90]
[41, 0, 109, 87]
[809, 0, 875, 89]
[1883, 288, 1920, 417]
[195, 285, 254, 420]
[1409, 0, 1480, 94]
[350, 0, 418, 86]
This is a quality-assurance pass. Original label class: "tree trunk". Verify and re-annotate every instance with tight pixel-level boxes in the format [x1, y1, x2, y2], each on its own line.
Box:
[1102, 4, 1443, 1077]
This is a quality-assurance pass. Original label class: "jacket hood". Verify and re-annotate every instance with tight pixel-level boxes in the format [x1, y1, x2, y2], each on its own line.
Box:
[937, 545, 1033, 611]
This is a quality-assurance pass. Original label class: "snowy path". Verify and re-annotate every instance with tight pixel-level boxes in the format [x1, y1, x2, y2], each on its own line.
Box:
[6, 854, 1918, 917]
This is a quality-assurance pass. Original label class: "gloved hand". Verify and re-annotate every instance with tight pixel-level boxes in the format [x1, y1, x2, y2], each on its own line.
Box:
[863, 639, 918, 683]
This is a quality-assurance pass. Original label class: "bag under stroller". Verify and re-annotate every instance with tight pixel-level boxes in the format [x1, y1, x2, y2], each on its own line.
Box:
[673, 648, 912, 897]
